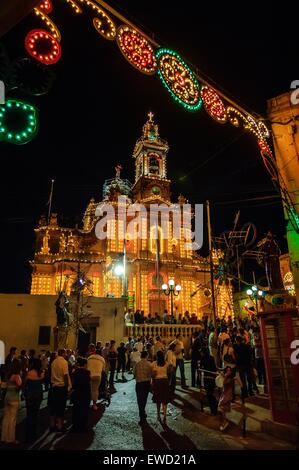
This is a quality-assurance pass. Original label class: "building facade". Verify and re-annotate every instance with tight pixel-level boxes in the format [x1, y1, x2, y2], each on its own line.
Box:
[267, 93, 299, 307]
[30, 114, 233, 319]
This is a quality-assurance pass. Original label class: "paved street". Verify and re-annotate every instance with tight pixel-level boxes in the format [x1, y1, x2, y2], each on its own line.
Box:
[0, 364, 295, 451]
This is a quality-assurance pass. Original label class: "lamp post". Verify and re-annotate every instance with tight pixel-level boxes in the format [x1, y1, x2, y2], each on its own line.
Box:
[162, 279, 181, 322]
[246, 286, 264, 315]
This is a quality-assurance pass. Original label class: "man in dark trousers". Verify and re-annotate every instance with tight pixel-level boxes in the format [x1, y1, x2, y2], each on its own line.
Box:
[134, 350, 152, 425]
[199, 348, 218, 415]
[72, 357, 91, 433]
[233, 335, 254, 399]
[191, 332, 202, 387]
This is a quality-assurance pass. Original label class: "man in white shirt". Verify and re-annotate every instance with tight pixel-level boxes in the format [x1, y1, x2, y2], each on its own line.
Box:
[153, 336, 165, 359]
[130, 348, 141, 371]
[135, 337, 144, 353]
[87, 350, 105, 410]
[50, 349, 71, 432]
[172, 335, 187, 388]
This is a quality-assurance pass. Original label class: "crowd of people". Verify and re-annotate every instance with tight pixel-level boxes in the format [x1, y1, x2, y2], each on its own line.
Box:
[0, 313, 265, 444]
[125, 308, 207, 325]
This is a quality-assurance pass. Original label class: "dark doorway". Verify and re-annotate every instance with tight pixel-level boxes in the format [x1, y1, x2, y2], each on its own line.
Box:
[78, 327, 96, 356]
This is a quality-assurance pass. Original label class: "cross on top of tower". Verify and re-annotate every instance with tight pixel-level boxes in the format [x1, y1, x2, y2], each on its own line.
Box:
[115, 164, 123, 179]
[148, 111, 154, 122]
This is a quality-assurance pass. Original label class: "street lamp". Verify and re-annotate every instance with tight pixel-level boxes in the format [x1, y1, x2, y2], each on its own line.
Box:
[114, 264, 124, 276]
[162, 279, 181, 322]
[246, 285, 264, 315]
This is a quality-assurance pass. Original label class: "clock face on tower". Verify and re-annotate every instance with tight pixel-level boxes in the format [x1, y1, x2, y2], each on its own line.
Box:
[151, 186, 161, 195]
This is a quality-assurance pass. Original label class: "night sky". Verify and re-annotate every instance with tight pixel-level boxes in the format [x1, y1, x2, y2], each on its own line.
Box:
[0, 1, 298, 293]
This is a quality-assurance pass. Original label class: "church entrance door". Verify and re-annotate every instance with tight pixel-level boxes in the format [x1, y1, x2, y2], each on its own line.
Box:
[149, 299, 166, 316]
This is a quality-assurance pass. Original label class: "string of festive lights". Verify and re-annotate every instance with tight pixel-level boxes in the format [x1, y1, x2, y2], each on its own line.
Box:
[25, 29, 62, 65]
[38, 0, 53, 14]
[64, 0, 82, 14]
[156, 48, 202, 111]
[77, 0, 116, 40]
[34, 7, 61, 41]
[200, 86, 227, 123]
[116, 25, 157, 75]
[0, 99, 38, 145]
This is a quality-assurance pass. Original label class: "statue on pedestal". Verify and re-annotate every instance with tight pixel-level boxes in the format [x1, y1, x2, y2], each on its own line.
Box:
[55, 291, 70, 326]
[257, 231, 284, 290]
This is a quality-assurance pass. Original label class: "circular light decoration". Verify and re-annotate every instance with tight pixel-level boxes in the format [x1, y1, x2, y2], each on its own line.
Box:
[10, 58, 56, 96]
[25, 29, 61, 65]
[116, 25, 157, 75]
[0, 99, 38, 145]
[156, 48, 202, 111]
[38, 0, 53, 14]
[200, 86, 227, 123]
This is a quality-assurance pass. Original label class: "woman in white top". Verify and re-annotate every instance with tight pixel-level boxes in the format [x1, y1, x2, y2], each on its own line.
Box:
[151, 351, 171, 422]
[165, 343, 177, 399]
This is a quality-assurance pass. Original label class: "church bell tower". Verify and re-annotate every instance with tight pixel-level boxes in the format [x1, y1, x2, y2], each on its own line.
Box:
[132, 112, 171, 204]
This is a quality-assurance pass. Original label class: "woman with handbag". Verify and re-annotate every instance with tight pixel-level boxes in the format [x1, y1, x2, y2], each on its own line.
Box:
[218, 366, 234, 432]
[1, 358, 22, 444]
[222, 338, 237, 401]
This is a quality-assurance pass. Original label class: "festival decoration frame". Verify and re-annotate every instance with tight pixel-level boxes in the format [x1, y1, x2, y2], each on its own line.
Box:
[0, 0, 298, 233]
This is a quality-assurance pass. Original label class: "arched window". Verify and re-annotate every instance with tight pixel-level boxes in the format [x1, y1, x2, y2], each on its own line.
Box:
[149, 155, 160, 175]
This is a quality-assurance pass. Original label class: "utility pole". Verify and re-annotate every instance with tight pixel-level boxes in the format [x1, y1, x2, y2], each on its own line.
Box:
[207, 201, 217, 326]
[47, 179, 54, 225]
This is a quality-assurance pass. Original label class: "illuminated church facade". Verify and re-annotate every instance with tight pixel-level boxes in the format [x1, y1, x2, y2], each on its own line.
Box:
[30, 114, 233, 319]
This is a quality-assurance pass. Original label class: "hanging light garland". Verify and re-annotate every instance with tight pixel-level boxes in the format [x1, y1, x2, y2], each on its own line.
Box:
[64, 0, 82, 14]
[0, 99, 38, 145]
[116, 25, 157, 75]
[33, 7, 61, 41]
[25, 29, 62, 65]
[201, 86, 227, 123]
[156, 48, 202, 111]
[77, 0, 116, 40]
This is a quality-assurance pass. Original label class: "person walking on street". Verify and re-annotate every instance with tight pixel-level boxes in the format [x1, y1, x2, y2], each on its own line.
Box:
[208, 326, 219, 368]
[87, 348, 105, 410]
[49, 349, 71, 432]
[173, 335, 187, 388]
[165, 342, 177, 399]
[71, 357, 91, 433]
[218, 366, 234, 431]
[190, 332, 202, 387]
[199, 348, 218, 415]
[1, 358, 22, 444]
[24, 358, 44, 444]
[134, 350, 152, 425]
[151, 351, 171, 423]
[116, 342, 127, 382]
[107, 340, 118, 392]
